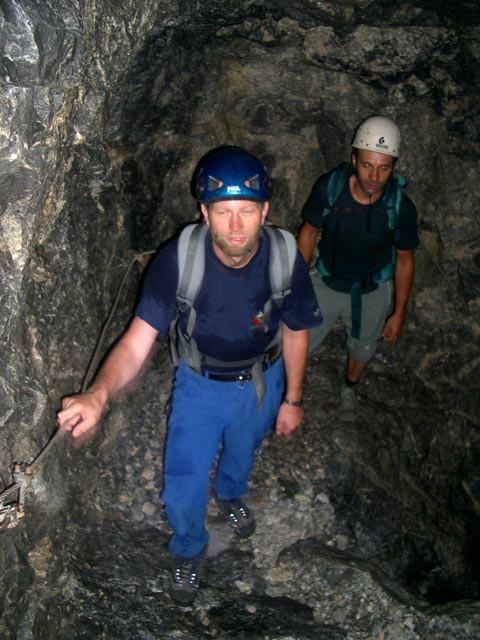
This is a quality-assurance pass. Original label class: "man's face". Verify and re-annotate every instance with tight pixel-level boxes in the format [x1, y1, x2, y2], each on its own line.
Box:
[352, 149, 395, 199]
[201, 199, 268, 268]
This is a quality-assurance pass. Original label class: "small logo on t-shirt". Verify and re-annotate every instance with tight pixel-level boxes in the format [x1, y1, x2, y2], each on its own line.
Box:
[251, 310, 265, 329]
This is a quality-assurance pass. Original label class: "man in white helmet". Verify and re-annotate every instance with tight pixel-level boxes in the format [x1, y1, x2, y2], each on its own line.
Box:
[297, 115, 419, 419]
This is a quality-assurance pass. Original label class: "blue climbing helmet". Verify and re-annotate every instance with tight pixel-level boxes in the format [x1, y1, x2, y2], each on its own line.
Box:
[193, 146, 273, 203]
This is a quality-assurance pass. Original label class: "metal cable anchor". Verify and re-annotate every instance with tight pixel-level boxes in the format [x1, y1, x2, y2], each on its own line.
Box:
[0, 463, 33, 532]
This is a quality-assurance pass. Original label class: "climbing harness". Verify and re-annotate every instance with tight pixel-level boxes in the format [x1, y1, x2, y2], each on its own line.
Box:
[0, 249, 155, 532]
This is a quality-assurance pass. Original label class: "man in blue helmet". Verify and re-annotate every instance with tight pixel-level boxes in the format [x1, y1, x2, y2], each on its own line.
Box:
[58, 146, 322, 606]
[298, 116, 419, 420]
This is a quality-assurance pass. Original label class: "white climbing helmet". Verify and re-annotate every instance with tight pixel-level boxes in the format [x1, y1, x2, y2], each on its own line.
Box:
[352, 115, 401, 157]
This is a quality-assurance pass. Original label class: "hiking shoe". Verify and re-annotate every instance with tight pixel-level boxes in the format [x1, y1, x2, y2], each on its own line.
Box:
[338, 385, 359, 422]
[169, 555, 202, 606]
[214, 495, 256, 538]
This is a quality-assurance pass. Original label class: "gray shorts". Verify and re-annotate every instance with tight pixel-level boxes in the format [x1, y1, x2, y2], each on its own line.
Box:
[308, 269, 393, 362]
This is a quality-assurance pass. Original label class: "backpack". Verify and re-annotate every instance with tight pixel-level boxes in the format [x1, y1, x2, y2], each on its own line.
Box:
[317, 162, 406, 282]
[169, 222, 297, 378]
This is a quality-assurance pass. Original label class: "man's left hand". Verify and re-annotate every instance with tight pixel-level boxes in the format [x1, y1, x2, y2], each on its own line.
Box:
[382, 312, 404, 342]
[275, 403, 304, 436]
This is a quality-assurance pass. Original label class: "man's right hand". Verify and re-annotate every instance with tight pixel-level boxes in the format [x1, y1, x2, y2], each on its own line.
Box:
[57, 317, 159, 440]
[57, 388, 107, 439]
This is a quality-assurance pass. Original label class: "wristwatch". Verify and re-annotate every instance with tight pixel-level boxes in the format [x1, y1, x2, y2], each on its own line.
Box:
[283, 398, 302, 407]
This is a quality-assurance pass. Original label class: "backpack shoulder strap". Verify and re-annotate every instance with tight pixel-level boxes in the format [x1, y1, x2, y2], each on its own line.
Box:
[263, 224, 296, 305]
[374, 172, 408, 282]
[385, 171, 407, 232]
[260, 225, 297, 371]
[176, 223, 208, 313]
[322, 162, 352, 218]
[169, 223, 207, 370]
[316, 163, 351, 276]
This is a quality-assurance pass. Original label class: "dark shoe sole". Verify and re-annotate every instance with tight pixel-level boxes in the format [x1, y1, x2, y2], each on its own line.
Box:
[169, 584, 197, 606]
[234, 519, 256, 538]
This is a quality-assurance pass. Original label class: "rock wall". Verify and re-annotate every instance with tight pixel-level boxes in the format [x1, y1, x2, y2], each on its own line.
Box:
[1, 1, 479, 638]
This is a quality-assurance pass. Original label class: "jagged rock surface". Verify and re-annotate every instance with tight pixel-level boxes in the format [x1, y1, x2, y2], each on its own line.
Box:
[0, 1, 479, 638]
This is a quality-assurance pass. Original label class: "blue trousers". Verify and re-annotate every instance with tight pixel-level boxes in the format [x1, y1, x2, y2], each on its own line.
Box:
[162, 358, 285, 558]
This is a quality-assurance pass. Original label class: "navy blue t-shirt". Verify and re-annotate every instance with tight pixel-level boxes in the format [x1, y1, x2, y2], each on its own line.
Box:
[302, 165, 419, 285]
[135, 227, 322, 363]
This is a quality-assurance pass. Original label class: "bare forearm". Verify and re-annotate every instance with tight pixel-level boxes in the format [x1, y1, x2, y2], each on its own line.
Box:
[282, 325, 308, 402]
[394, 250, 415, 316]
[88, 340, 149, 404]
[58, 317, 159, 437]
[297, 222, 319, 265]
[275, 325, 308, 436]
[383, 250, 415, 342]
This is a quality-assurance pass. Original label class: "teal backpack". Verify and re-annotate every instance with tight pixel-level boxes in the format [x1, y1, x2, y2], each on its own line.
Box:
[317, 162, 406, 282]
[316, 162, 407, 339]
[168, 222, 297, 406]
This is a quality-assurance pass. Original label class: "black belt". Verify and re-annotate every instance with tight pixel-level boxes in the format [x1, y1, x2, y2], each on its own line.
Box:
[202, 362, 269, 382]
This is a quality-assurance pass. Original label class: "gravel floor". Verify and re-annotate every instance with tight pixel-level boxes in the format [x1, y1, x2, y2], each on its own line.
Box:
[6, 334, 480, 640]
